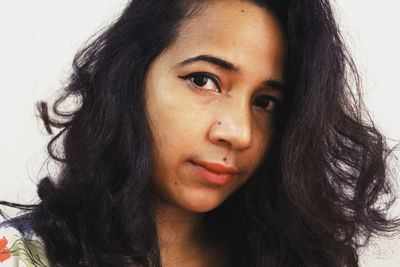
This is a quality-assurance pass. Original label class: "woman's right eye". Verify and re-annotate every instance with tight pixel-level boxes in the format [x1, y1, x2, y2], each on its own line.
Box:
[178, 72, 221, 93]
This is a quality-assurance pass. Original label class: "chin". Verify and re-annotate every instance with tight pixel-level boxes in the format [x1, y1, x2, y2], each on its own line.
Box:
[179, 190, 229, 213]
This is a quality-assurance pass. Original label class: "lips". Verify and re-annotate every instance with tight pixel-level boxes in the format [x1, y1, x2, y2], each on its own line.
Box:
[190, 160, 239, 185]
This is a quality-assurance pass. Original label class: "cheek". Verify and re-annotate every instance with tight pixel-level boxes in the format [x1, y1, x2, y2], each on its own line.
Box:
[145, 89, 206, 168]
[248, 124, 273, 167]
[146, 82, 217, 159]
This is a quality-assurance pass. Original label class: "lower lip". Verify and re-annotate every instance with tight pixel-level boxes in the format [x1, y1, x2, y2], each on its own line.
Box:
[191, 162, 234, 185]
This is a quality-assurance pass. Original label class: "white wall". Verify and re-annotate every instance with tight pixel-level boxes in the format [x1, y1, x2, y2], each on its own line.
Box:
[332, 1, 400, 266]
[0, 1, 399, 266]
[0, 0, 129, 206]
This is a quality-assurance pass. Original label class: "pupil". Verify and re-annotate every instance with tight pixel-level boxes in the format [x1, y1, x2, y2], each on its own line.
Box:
[193, 76, 208, 86]
[255, 97, 270, 108]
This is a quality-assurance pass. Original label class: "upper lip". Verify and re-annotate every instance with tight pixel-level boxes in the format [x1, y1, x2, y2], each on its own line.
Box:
[191, 160, 239, 175]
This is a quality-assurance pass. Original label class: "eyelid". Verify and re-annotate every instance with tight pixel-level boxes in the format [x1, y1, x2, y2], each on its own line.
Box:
[178, 72, 222, 92]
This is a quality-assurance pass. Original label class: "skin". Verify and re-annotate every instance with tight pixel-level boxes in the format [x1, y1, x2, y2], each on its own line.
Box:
[144, 0, 286, 266]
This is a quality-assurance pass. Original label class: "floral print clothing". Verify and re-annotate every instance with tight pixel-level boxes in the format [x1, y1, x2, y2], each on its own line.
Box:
[0, 215, 49, 267]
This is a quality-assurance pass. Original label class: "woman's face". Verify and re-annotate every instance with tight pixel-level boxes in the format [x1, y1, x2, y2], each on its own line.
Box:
[145, 0, 285, 213]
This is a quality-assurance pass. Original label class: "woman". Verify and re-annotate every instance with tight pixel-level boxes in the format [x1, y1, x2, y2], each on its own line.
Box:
[0, 0, 398, 266]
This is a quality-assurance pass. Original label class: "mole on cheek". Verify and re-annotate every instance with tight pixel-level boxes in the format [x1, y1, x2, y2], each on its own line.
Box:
[241, 9, 245, 13]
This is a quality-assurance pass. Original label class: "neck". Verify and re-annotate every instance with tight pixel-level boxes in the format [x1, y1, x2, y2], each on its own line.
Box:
[151, 196, 207, 250]
[151, 195, 229, 266]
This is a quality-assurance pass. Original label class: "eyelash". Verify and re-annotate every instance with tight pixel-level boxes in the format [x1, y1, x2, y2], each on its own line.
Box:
[178, 72, 221, 93]
[178, 72, 280, 112]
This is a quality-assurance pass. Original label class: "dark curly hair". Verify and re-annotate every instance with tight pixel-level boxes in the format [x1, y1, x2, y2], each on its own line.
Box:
[1, 0, 398, 266]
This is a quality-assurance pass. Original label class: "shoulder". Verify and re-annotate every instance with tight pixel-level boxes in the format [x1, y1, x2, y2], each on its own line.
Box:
[0, 214, 50, 267]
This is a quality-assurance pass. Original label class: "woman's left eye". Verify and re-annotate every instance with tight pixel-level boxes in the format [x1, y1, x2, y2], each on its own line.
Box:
[178, 72, 221, 93]
[253, 95, 279, 112]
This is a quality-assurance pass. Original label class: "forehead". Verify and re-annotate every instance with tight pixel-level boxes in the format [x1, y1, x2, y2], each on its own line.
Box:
[162, 0, 286, 81]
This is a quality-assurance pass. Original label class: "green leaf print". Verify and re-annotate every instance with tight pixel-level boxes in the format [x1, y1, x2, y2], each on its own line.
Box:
[8, 238, 49, 267]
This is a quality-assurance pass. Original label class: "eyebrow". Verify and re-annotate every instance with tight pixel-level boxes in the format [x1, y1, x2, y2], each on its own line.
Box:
[178, 55, 239, 71]
[265, 79, 286, 91]
[178, 54, 286, 91]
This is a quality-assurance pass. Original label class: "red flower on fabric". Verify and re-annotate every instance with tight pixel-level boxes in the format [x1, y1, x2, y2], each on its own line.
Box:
[0, 236, 11, 262]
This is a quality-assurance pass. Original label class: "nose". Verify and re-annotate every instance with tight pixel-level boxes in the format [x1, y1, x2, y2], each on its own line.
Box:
[208, 101, 252, 150]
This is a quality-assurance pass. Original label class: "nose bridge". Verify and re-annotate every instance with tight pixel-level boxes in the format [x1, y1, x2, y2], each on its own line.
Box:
[213, 94, 252, 150]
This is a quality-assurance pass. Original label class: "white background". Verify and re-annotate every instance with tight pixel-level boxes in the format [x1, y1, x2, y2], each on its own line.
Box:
[0, 1, 399, 266]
